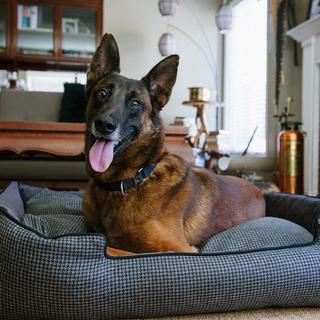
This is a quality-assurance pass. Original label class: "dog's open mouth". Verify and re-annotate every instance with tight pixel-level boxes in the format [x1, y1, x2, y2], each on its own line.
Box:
[89, 129, 136, 173]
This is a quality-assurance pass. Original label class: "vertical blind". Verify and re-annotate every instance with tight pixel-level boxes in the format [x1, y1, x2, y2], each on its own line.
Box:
[224, 0, 268, 154]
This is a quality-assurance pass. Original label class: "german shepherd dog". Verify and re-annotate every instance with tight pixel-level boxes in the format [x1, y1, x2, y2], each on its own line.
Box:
[83, 34, 265, 256]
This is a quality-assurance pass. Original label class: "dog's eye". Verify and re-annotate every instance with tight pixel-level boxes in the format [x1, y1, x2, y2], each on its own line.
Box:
[97, 88, 110, 99]
[130, 99, 140, 108]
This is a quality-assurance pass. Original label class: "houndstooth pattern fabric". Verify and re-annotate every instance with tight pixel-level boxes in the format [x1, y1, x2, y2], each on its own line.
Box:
[22, 214, 89, 237]
[20, 189, 313, 252]
[1, 182, 320, 320]
[201, 217, 313, 253]
[26, 189, 83, 216]
[22, 189, 89, 237]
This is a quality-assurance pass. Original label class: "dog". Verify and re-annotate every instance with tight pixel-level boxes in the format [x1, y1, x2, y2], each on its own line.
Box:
[83, 34, 265, 256]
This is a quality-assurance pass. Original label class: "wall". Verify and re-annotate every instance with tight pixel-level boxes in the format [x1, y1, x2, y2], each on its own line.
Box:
[103, 0, 222, 130]
[103, 0, 307, 139]
[277, 0, 309, 123]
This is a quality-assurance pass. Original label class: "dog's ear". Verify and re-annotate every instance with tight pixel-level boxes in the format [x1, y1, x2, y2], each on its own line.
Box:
[86, 33, 120, 96]
[142, 55, 179, 112]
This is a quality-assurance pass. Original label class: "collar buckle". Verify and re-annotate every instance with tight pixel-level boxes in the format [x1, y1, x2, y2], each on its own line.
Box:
[120, 181, 126, 195]
[134, 168, 145, 185]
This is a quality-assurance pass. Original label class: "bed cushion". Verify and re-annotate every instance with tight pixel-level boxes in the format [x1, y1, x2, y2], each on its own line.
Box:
[23, 189, 88, 237]
[1, 182, 320, 319]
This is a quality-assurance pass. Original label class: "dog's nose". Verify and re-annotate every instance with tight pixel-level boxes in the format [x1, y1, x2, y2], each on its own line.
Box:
[94, 117, 117, 136]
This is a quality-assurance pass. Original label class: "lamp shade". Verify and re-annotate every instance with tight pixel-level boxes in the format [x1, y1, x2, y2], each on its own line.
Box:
[215, 2, 233, 34]
[158, 0, 179, 17]
[158, 33, 176, 56]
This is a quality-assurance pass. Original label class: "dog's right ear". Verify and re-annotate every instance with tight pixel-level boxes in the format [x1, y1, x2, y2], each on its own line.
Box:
[142, 55, 179, 112]
[86, 33, 120, 96]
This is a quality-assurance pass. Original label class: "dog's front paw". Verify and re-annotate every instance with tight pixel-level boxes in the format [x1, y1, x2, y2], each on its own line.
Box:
[190, 246, 199, 253]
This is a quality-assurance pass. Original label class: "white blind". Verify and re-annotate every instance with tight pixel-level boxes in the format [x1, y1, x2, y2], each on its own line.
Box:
[224, 0, 268, 154]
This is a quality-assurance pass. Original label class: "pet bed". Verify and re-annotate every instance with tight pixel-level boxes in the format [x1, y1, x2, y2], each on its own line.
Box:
[0, 181, 320, 319]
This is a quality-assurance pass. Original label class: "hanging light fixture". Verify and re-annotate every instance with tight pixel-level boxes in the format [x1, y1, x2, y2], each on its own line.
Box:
[158, 0, 179, 17]
[158, 32, 177, 56]
[215, 0, 233, 34]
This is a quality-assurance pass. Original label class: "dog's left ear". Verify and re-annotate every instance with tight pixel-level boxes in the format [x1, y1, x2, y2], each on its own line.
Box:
[142, 55, 179, 112]
[86, 33, 120, 97]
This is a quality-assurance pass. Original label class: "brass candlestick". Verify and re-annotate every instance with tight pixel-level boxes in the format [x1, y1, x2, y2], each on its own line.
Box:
[183, 100, 227, 170]
[183, 100, 213, 151]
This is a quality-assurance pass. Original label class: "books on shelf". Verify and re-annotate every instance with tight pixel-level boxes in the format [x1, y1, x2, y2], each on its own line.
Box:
[18, 5, 38, 29]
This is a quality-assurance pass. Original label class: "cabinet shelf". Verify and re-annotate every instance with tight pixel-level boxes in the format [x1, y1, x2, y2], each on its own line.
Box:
[63, 32, 96, 38]
[18, 28, 53, 33]
[19, 49, 53, 55]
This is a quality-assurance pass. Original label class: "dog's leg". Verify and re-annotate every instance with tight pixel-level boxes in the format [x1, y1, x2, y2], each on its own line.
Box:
[138, 220, 200, 253]
[150, 242, 199, 253]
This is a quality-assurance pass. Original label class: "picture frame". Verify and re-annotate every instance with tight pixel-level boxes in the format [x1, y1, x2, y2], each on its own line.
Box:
[62, 18, 79, 34]
[307, 0, 320, 19]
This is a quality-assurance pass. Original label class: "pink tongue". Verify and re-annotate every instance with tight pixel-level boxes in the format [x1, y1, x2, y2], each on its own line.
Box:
[89, 139, 115, 172]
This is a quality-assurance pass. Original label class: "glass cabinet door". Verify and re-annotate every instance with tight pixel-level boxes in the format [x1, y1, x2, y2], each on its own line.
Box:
[0, 3, 6, 53]
[17, 4, 54, 55]
[62, 9, 96, 58]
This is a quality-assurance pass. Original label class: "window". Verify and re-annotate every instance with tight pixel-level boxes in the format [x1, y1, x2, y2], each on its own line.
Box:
[224, 0, 268, 155]
[25, 71, 86, 92]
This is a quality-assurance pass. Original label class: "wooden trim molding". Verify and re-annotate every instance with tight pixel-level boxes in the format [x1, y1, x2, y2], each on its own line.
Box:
[0, 121, 85, 132]
[288, 16, 320, 195]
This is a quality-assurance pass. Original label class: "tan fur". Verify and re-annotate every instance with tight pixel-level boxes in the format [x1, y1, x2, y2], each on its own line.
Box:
[84, 152, 265, 254]
[83, 34, 265, 256]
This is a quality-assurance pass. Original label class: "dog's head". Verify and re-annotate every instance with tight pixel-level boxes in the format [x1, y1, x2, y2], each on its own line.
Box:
[85, 34, 179, 175]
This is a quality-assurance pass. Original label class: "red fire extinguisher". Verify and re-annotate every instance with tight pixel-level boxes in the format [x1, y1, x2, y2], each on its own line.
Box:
[278, 122, 305, 194]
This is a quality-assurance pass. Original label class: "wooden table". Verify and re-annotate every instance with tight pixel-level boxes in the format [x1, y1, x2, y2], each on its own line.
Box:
[0, 121, 86, 157]
[0, 121, 193, 189]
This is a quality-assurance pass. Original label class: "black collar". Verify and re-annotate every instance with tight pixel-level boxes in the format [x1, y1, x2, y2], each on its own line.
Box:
[95, 164, 156, 195]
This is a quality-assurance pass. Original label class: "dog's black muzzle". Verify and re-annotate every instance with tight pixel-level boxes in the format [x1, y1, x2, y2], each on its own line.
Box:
[94, 115, 118, 136]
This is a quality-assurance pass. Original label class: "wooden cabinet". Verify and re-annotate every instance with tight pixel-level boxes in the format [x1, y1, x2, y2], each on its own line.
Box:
[0, 3, 7, 55]
[0, 0, 103, 71]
